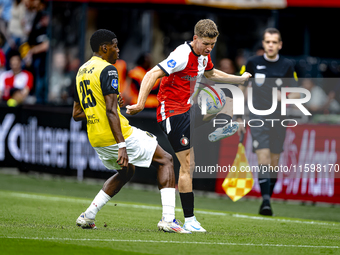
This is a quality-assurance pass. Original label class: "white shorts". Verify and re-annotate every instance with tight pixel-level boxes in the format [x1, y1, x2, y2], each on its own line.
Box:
[94, 127, 158, 170]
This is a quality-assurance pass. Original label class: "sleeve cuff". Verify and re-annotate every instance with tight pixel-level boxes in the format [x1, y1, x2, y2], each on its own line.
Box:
[157, 64, 169, 76]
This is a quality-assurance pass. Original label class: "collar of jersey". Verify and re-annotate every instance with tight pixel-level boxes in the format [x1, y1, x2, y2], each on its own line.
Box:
[186, 41, 200, 57]
[263, 53, 279, 62]
[91, 55, 106, 62]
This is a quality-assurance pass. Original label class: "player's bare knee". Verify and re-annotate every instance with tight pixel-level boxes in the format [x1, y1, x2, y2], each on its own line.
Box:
[257, 153, 270, 165]
[258, 155, 270, 165]
[179, 167, 191, 179]
[178, 174, 190, 184]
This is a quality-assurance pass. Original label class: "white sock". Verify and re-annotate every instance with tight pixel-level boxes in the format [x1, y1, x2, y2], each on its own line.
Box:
[185, 216, 195, 222]
[160, 188, 175, 222]
[85, 189, 111, 219]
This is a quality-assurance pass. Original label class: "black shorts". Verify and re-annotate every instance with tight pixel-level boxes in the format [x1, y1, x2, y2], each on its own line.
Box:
[159, 110, 191, 153]
[249, 116, 286, 154]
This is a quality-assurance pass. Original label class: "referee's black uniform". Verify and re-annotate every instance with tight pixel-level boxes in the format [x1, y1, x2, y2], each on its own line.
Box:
[242, 54, 298, 154]
[240, 54, 298, 215]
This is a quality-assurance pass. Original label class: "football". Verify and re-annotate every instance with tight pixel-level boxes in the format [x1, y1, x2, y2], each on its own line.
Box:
[198, 86, 226, 114]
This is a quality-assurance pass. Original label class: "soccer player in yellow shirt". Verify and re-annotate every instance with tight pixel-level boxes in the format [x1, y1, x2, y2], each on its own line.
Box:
[73, 29, 190, 233]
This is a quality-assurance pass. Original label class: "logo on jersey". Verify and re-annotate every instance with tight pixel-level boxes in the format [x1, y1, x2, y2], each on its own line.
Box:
[167, 59, 176, 68]
[180, 136, 189, 146]
[203, 58, 207, 67]
[111, 79, 118, 89]
[145, 131, 154, 138]
[256, 65, 266, 70]
[108, 70, 117, 76]
[254, 73, 266, 87]
[182, 75, 198, 81]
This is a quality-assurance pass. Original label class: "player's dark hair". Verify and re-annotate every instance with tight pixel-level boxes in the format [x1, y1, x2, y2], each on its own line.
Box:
[263, 28, 282, 41]
[7, 49, 21, 60]
[90, 29, 117, 52]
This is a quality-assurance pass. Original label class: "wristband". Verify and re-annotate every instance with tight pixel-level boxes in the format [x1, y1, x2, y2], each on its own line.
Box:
[235, 115, 243, 119]
[117, 142, 126, 149]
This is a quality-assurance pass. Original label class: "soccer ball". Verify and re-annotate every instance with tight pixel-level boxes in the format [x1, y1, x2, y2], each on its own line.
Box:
[197, 86, 226, 114]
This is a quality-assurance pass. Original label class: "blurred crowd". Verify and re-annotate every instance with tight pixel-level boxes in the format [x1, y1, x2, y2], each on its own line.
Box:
[0, 0, 49, 106]
[0, 1, 339, 124]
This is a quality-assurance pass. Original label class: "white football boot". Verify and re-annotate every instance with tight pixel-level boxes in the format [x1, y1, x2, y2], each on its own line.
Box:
[76, 212, 97, 229]
[157, 218, 191, 234]
[183, 216, 206, 232]
[208, 122, 239, 142]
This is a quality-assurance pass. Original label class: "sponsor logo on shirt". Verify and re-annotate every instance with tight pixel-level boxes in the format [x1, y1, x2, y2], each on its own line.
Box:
[77, 68, 88, 77]
[77, 66, 96, 76]
[181, 75, 198, 81]
[108, 70, 117, 76]
[167, 59, 176, 68]
[111, 79, 118, 89]
[256, 65, 266, 70]
[87, 114, 100, 125]
[88, 67, 95, 74]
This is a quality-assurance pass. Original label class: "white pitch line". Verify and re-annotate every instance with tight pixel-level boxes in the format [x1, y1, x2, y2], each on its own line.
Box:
[2, 237, 339, 249]
[1, 191, 339, 227]
[231, 214, 339, 226]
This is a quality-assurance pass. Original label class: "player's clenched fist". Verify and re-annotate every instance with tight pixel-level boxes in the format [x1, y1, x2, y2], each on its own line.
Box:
[126, 104, 144, 115]
[241, 72, 252, 84]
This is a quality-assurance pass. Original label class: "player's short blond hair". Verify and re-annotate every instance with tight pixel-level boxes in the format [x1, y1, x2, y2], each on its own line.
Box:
[194, 19, 219, 38]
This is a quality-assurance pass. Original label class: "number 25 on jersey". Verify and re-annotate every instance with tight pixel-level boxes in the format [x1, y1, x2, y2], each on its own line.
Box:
[79, 80, 96, 109]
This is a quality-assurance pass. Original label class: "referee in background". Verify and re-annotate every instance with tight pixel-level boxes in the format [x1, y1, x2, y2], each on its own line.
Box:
[237, 28, 300, 216]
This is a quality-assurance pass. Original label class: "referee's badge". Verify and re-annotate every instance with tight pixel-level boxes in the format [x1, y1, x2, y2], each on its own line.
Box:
[180, 136, 189, 146]
[255, 73, 266, 87]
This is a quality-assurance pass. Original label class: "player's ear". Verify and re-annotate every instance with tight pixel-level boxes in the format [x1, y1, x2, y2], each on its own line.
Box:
[279, 41, 282, 50]
[101, 44, 107, 53]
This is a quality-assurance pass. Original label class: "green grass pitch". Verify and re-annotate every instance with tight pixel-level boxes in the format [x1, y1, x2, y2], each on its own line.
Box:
[1, 172, 340, 255]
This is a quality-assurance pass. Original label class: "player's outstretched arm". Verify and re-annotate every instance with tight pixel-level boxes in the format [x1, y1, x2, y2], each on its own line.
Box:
[72, 101, 86, 121]
[204, 68, 251, 85]
[126, 66, 165, 115]
[105, 93, 129, 168]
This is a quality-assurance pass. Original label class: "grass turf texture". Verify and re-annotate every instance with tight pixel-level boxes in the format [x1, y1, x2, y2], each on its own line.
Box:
[0, 172, 340, 255]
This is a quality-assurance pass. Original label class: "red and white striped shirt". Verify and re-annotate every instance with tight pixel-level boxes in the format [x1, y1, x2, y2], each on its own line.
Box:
[156, 41, 214, 122]
[0, 70, 33, 101]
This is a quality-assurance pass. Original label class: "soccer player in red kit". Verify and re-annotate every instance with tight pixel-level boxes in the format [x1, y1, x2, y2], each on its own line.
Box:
[127, 19, 251, 231]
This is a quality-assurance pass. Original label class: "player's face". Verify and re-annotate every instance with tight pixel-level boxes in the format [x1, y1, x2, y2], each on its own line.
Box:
[107, 38, 119, 64]
[192, 36, 217, 56]
[262, 33, 282, 59]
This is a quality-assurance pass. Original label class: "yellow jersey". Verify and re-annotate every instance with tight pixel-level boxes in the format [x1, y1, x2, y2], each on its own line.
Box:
[75, 56, 133, 147]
